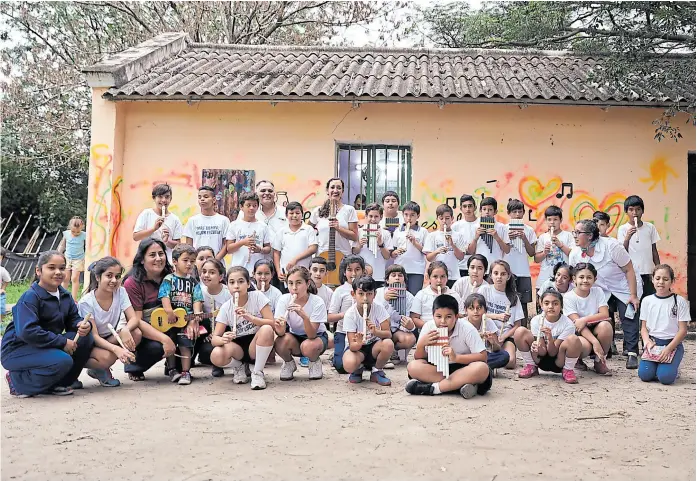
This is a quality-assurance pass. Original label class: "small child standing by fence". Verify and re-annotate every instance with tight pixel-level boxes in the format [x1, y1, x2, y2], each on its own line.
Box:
[58, 216, 86, 301]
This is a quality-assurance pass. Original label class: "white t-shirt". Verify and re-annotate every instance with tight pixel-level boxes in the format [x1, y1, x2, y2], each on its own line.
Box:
[183, 213, 230, 254]
[641, 293, 691, 340]
[0, 266, 10, 284]
[568, 237, 642, 304]
[78, 287, 132, 338]
[504, 223, 537, 277]
[237, 206, 288, 240]
[563, 287, 608, 319]
[419, 318, 486, 357]
[352, 226, 393, 282]
[451, 219, 478, 271]
[535, 230, 575, 288]
[257, 284, 282, 315]
[375, 286, 415, 331]
[465, 316, 499, 335]
[315, 284, 333, 310]
[225, 220, 272, 272]
[328, 282, 354, 332]
[617, 222, 660, 275]
[475, 221, 510, 272]
[529, 314, 576, 341]
[423, 230, 468, 281]
[451, 278, 489, 303]
[411, 287, 465, 322]
[478, 283, 524, 331]
[342, 302, 390, 347]
[392, 226, 429, 274]
[272, 224, 318, 270]
[133, 208, 183, 262]
[215, 290, 270, 337]
[275, 293, 327, 336]
[200, 284, 232, 314]
[310, 204, 358, 257]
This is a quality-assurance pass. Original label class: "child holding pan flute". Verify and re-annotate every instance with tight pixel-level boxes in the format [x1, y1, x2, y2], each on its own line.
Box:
[375, 264, 416, 365]
[405, 294, 491, 399]
[463, 293, 510, 370]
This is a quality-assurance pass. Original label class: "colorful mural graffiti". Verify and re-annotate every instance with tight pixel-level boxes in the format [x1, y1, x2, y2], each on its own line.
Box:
[202, 169, 255, 220]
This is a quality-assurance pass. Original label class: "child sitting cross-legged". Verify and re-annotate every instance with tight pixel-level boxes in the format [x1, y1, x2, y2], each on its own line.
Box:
[405, 294, 492, 399]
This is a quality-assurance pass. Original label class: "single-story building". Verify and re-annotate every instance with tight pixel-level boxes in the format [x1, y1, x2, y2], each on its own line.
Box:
[82, 32, 695, 302]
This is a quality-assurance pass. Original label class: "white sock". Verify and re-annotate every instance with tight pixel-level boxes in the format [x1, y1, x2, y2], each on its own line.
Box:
[371, 366, 379, 373]
[226, 358, 242, 368]
[521, 351, 534, 366]
[399, 348, 410, 362]
[563, 357, 578, 370]
[432, 382, 442, 395]
[254, 345, 273, 373]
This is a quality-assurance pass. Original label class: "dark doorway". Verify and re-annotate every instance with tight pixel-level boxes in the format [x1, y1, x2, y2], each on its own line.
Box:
[688, 151, 695, 320]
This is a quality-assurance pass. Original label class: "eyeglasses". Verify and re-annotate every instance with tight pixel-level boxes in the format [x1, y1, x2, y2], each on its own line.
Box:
[572, 230, 591, 236]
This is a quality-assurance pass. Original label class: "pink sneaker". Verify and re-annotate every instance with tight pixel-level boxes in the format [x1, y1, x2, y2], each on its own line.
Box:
[562, 368, 578, 384]
[518, 364, 539, 378]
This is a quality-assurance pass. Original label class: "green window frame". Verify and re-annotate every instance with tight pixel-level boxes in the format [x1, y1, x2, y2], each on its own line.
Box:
[336, 144, 412, 208]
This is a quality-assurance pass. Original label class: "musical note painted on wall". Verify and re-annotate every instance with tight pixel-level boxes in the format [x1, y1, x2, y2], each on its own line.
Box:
[556, 182, 574, 199]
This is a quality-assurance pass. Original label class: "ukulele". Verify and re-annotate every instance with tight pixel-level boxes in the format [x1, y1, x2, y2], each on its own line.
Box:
[149, 308, 219, 333]
[319, 200, 344, 286]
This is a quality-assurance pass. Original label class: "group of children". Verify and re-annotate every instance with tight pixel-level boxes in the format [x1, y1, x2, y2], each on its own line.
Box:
[1, 183, 690, 399]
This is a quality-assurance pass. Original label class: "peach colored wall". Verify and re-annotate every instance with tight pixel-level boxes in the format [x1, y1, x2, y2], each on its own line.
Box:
[86, 101, 694, 295]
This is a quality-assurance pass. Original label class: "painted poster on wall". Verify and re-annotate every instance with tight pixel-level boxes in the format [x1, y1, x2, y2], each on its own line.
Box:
[201, 169, 255, 221]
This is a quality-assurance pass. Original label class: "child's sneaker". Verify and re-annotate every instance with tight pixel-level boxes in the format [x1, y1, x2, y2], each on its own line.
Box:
[308, 360, 323, 380]
[49, 386, 73, 396]
[404, 379, 434, 395]
[87, 368, 121, 387]
[370, 370, 391, 386]
[168, 368, 181, 383]
[562, 368, 578, 384]
[280, 359, 297, 381]
[232, 364, 250, 384]
[575, 359, 588, 371]
[212, 367, 224, 377]
[518, 364, 539, 378]
[593, 358, 611, 376]
[5, 372, 32, 398]
[299, 356, 310, 368]
[250, 370, 266, 390]
[70, 380, 84, 390]
[384, 361, 395, 369]
[348, 368, 364, 383]
[460, 383, 477, 399]
[178, 371, 192, 385]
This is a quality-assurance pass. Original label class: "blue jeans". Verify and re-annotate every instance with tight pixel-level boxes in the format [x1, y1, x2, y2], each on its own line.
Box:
[611, 296, 640, 354]
[638, 339, 684, 385]
[2, 332, 94, 396]
[487, 350, 510, 369]
[333, 332, 346, 374]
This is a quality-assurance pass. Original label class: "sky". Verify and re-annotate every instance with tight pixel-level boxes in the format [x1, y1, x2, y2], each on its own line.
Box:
[339, 0, 483, 47]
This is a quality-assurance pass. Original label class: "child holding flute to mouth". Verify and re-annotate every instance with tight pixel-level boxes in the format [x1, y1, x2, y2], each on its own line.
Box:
[410, 262, 465, 332]
[390, 201, 428, 295]
[132, 183, 183, 263]
[274, 267, 329, 381]
[463, 293, 510, 370]
[478, 260, 523, 369]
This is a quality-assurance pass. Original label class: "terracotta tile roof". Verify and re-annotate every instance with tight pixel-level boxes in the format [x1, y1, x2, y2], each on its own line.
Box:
[98, 39, 693, 106]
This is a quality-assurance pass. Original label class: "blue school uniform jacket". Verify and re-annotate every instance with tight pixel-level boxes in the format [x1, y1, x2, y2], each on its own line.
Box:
[1, 283, 84, 358]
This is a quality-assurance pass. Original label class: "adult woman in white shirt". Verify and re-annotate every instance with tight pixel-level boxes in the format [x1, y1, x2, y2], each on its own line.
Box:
[568, 219, 642, 369]
[309, 178, 359, 257]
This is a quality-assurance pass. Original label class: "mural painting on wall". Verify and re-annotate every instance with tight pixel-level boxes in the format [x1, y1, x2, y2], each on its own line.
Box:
[202, 169, 255, 221]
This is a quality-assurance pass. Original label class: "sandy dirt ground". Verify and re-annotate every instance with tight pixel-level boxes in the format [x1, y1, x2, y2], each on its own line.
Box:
[2, 343, 695, 481]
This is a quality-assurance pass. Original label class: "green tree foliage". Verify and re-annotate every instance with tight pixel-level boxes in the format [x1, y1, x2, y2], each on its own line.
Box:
[0, 1, 403, 234]
[416, 1, 696, 141]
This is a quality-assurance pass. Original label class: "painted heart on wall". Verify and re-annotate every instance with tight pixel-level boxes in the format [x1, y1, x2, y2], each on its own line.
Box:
[518, 176, 562, 210]
[568, 191, 628, 235]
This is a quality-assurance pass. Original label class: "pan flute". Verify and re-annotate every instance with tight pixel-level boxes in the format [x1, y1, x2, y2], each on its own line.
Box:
[384, 217, 400, 233]
[365, 223, 380, 257]
[427, 327, 450, 378]
[480, 216, 495, 252]
[388, 282, 408, 316]
[508, 220, 525, 253]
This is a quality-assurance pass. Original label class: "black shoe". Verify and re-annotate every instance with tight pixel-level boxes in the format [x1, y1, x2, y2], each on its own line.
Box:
[405, 379, 434, 395]
[609, 343, 618, 358]
[626, 353, 638, 369]
[212, 367, 224, 377]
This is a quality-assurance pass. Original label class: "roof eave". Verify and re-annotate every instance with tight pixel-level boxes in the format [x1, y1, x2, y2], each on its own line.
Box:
[102, 93, 683, 109]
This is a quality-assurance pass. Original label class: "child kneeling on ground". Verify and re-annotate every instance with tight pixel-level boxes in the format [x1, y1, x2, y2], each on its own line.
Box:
[405, 294, 492, 399]
[515, 289, 581, 384]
